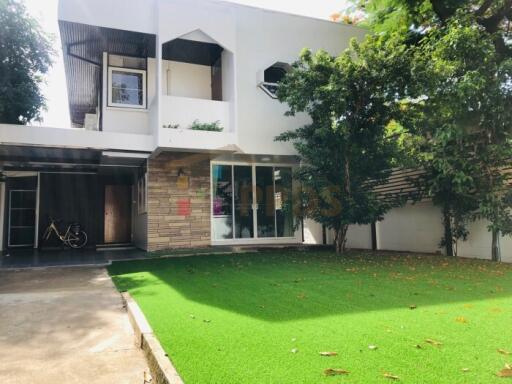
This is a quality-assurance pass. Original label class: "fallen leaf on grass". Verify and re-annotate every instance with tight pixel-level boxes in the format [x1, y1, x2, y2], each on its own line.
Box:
[409, 304, 417, 310]
[425, 339, 443, 347]
[497, 368, 512, 378]
[324, 368, 349, 376]
[291, 348, 298, 354]
[414, 344, 422, 349]
[498, 349, 511, 355]
[455, 316, 468, 324]
[461, 368, 470, 372]
[320, 352, 338, 356]
[384, 373, 400, 380]
[368, 345, 378, 350]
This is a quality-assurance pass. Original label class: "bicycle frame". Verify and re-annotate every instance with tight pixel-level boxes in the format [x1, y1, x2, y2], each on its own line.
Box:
[43, 221, 75, 244]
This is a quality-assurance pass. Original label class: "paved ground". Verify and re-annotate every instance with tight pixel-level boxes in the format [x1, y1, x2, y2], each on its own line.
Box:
[0, 267, 148, 384]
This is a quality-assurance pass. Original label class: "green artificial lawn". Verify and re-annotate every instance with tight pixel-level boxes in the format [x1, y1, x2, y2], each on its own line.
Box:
[108, 251, 512, 383]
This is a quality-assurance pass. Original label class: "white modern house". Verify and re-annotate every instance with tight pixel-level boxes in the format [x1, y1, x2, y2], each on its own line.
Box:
[0, 0, 509, 262]
[0, 0, 366, 252]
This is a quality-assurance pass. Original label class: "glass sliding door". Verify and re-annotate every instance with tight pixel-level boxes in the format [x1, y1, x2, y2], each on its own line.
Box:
[234, 166, 254, 238]
[212, 164, 233, 240]
[256, 166, 276, 237]
[275, 167, 294, 237]
[211, 163, 295, 241]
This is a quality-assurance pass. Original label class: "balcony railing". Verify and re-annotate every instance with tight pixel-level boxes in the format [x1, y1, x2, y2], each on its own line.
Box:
[158, 95, 236, 151]
[161, 95, 230, 132]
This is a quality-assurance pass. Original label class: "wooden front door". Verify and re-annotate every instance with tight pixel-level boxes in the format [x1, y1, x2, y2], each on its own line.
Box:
[104, 185, 132, 244]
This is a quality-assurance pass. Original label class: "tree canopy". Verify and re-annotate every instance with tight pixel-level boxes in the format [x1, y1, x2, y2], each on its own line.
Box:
[276, 34, 416, 253]
[0, 0, 53, 124]
[350, 0, 512, 61]
[341, 0, 512, 259]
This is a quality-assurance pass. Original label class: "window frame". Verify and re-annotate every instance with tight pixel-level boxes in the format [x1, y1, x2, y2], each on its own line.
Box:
[259, 63, 290, 99]
[137, 167, 148, 214]
[107, 66, 147, 109]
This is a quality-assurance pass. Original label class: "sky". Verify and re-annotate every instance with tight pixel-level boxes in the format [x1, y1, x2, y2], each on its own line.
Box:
[24, 0, 345, 127]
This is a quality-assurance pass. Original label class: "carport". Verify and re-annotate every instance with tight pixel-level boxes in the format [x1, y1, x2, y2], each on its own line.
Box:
[0, 145, 150, 254]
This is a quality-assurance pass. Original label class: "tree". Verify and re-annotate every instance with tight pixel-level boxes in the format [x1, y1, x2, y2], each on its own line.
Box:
[345, 1, 512, 260]
[276, 34, 414, 253]
[417, 17, 512, 259]
[0, 0, 53, 124]
[346, 0, 512, 60]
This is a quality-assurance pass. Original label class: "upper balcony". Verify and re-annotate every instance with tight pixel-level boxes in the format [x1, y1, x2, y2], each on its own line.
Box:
[157, 31, 237, 151]
[59, 21, 237, 152]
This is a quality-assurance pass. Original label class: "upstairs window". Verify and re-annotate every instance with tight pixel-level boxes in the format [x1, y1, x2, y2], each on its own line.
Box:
[260, 62, 291, 99]
[107, 54, 147, 109]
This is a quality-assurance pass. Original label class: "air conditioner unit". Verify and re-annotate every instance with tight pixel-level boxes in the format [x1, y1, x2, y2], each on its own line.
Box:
[84, 113, 98, 130]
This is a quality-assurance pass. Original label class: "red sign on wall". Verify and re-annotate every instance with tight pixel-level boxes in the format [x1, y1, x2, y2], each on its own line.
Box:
[177, 198, 191, 216]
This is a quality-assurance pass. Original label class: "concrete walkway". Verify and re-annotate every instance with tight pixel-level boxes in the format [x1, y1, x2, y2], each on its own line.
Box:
[0, 267, 148, 384]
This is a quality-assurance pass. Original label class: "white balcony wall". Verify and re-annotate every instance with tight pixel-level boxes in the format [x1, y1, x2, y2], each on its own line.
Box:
[162, 60, 212, 99]
[101, 54, 156, 135]
[161, 95, 229, 131]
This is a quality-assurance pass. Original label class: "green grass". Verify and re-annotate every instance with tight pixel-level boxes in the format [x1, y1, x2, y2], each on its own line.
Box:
[108, 251, 512, 383]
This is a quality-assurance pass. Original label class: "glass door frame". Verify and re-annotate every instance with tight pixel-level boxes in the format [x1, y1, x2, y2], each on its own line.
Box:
[210, 160, 298, 244]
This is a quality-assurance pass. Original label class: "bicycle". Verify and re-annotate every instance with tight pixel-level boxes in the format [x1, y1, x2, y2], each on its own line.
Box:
[40, 217, 88, 249]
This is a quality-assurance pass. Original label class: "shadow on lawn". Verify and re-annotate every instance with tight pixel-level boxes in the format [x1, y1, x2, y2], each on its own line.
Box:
[108, 251, 512, 322]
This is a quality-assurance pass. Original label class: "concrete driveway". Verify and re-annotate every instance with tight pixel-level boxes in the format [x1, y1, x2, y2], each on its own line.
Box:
[0, 267, 148, 384]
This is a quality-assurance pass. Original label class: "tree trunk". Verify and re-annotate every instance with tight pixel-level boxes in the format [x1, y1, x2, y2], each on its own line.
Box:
[491, 229, 501, 262]
[442, 206, 454, 257]
[335, 224, 349, 254]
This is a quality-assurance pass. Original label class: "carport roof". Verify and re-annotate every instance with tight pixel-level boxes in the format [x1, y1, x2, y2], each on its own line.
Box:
[0, 145, 149, 173]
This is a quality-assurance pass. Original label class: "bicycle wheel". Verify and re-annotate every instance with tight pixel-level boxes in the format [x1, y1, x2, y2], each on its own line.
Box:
[67, 230, 88, 249]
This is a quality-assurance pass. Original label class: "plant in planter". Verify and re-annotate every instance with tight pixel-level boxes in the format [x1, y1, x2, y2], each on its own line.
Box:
[162, 123, 180, 129]
[189, 120, 223, 132]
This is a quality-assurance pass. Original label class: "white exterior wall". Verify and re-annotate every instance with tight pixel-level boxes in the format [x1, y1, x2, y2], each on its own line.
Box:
[346, 224, 372, 249]
[499, 233, 512, 263]
[101, 55, 156, 135]
[233, 9, 367, 156]
[370, 203, 512, 263]
[58, 0, 367, 154]
[377, 201, 444, 254]
[303, 219, 323, 245]
[58, 0, 157, 34]
[455, 220, 512, 263]
[162, 60, 212, 99]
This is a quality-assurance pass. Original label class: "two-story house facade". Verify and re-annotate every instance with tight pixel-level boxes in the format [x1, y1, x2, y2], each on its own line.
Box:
[0, 0, 366, 252]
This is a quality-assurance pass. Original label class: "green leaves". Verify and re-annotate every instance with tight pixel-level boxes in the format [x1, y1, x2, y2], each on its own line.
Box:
[276, 34, 415, 252]
[0, 0, 54, 124]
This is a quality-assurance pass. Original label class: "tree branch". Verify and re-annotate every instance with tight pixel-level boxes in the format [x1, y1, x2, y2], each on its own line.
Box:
[429, 0, 454, 22]
[478, 0, 512, 33]
[475, 0, 495, 17]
